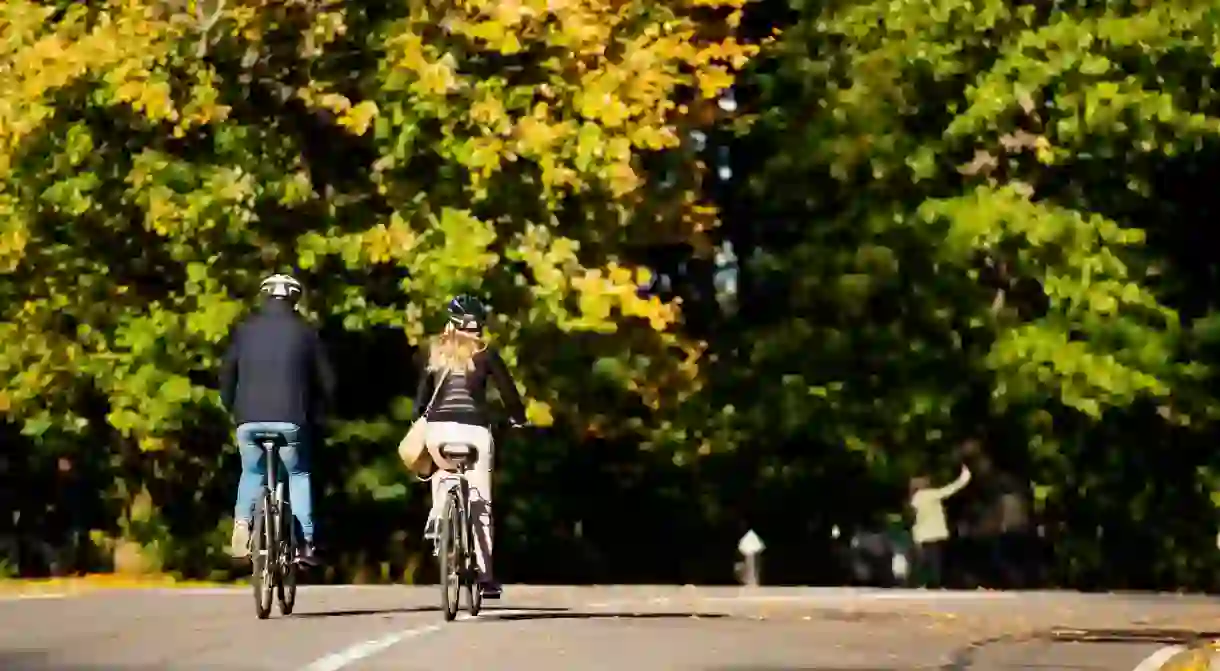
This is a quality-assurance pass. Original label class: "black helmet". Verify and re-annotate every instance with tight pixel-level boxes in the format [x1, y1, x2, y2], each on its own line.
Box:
[447, 294, 486, 332]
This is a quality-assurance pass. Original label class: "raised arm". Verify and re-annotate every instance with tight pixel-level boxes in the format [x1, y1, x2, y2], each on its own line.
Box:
[930, 466, 972, 500]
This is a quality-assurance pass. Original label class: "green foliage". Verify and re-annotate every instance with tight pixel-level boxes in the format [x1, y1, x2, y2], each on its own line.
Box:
[5, 0, 1220, 588]
[0, 0, 754, 578]
[719, 0, 1220, 585]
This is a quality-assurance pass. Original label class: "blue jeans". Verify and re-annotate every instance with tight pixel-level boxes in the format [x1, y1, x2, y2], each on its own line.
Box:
[234, 422, 314, 543]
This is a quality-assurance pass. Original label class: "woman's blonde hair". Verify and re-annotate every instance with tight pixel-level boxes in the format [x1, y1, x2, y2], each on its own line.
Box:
[427, 323, 486, 374]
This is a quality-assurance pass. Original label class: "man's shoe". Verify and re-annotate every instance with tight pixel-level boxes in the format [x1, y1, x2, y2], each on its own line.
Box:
[229, 520, 251, 559]
[478, 579, 502, 600]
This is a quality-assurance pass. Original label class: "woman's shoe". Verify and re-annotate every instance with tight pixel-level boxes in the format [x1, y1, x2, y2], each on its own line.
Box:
[478, 579, 502, 599]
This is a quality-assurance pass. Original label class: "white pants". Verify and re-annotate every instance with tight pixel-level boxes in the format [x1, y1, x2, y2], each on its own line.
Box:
[426, 421, 494, 581]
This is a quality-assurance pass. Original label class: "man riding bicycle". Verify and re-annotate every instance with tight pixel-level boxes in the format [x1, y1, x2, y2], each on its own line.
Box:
[220, 273, 335, 566]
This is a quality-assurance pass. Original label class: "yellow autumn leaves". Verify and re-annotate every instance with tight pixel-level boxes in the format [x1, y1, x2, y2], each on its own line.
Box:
[336, 0, 754, 423]
[0, 2, 234, 173]
[375, 0, 758, 198]
[0, 0, 759, 440]
[511, 223, 675, 334]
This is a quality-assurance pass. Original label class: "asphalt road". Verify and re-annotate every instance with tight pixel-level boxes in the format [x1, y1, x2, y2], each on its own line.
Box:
[1, 584, 1217, 670]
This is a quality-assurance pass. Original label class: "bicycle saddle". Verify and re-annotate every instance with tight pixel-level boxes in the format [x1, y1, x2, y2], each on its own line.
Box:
[250, 431, 288, 447]
[439, 443, 479, 464]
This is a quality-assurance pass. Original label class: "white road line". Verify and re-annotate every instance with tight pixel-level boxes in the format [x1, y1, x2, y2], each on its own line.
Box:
[296, 608, 537, 671]
[1131, 645, 1185, 671]
[299, 624, 442, 671]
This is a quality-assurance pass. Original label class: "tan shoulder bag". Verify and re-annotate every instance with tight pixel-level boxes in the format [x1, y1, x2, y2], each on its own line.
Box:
[396, 369, 449, 477]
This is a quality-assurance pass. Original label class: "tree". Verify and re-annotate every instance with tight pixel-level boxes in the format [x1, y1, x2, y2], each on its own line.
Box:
[714, 0, 1220, 585]
[0, 0, 757, 576]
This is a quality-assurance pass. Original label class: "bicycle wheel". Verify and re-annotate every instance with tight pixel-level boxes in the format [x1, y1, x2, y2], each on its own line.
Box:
[465, 578, 482, 616]
[250, 494, 274, 620]
[464, 515, 482, 617]
[276, 500, 297, 616]
[437, 492, 462, 622]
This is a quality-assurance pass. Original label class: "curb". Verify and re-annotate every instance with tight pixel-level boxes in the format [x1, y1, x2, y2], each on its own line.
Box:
[0, 575, 229, 596]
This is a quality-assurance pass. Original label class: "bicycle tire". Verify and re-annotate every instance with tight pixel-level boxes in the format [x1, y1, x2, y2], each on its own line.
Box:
[251, 494, 274, 620]
[276, 500, 297, 616]
[438, 492, 462, 622]
[465, 580, 482, 616]
[464, 502, 481, 617]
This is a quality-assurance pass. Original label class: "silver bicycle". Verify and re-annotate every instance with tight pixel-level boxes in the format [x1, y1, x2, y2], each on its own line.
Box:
[435, 442, 483, 621]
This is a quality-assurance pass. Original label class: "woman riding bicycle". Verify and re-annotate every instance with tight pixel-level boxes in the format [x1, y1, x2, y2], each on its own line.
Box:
[416, 294, 526, 599]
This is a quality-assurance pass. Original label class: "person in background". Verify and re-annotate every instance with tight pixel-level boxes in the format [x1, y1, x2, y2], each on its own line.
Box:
[220, 274, 336, 566]
[415, 294, 527, 600]
[908, 463, 972, 588]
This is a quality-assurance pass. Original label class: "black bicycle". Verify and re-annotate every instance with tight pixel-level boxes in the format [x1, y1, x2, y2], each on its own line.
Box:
[436, 441, 484, 621]
[248, 430, 299, 620]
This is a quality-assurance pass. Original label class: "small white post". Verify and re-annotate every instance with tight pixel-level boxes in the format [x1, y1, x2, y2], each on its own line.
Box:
[737, 529, 765, 587]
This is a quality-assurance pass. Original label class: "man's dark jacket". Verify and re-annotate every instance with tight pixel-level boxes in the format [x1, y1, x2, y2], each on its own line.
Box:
[219, 298, 336, 427]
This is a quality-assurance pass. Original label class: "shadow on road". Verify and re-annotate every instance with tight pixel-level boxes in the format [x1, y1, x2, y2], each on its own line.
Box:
[290, 605, 440, 618]
[291, 605, 572, 619]
[485, 610, 729, 621]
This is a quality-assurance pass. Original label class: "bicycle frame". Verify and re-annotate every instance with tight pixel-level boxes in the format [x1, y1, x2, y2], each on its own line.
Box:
[436, 437, 504, 621]
[251, 432, 300, 619]
[440, 461, 478, 576]
[262, 439, 286, 513]
[259, 438, 298, 566]
[256, 439, 281, 577]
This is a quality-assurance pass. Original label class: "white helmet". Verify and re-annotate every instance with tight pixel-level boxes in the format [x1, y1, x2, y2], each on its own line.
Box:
[259, 273, 303, 303]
